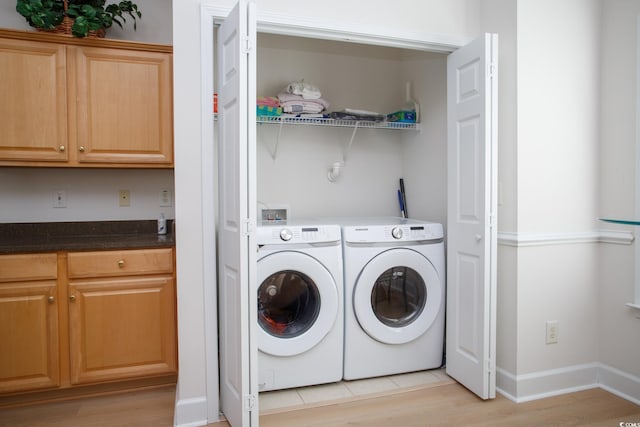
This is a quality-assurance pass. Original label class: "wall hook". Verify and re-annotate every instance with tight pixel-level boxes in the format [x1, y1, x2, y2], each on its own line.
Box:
[327, 161, 343, 182]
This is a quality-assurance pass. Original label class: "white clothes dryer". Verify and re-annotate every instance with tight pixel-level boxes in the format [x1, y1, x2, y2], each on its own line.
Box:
[256, 221, 343, 391]
[340, 217, 445, 380]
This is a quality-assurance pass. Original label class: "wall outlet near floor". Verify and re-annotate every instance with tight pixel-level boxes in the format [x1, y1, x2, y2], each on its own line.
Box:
[53, 190, 67, 208]
[119, 189, 131, 207]
[546, 320, 559, 344]
[159, 189, 172, 207]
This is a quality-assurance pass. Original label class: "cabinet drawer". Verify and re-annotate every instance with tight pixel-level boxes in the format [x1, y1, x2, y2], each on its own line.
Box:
[67, 248, 173, 278]
[0, 253, 57, 282]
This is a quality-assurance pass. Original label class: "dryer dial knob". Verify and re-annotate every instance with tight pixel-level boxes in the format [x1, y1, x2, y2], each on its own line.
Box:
[391, 227, 403, 239]
[280, 228, 293, 241]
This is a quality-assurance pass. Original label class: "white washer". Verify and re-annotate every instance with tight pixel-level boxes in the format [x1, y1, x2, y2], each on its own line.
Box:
[340, 217, 445, 380]
[256, 221, 343, 391]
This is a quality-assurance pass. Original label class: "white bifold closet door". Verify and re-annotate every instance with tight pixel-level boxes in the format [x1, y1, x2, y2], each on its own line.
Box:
[217, 0, 258, 426]
[446, 33, 498, 400]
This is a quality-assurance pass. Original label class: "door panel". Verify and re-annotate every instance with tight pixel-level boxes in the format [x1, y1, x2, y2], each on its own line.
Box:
[71, 46, 173, 165]
[0, 39, 67, 162]
[217, 0, 258, 426]
[0, 281, 59, 393]
[446, 33, 498, 400]
[68, 277, 177, 384]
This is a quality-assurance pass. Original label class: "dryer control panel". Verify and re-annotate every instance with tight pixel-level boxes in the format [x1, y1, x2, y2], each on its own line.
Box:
[343, 222, 443, 243]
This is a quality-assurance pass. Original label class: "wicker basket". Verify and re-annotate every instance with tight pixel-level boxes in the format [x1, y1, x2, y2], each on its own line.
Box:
[37, 1, 106, 38]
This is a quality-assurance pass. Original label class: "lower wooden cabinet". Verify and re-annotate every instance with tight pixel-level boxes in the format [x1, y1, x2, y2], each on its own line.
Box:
[68, 275, 177, 384]
[0, 254, 59, 393]
[0, 248, 176, 398]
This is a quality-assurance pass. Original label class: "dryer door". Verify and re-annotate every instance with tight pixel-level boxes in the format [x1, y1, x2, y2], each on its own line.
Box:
[354, 248, 442, 345]
[257, 251, 339, 356]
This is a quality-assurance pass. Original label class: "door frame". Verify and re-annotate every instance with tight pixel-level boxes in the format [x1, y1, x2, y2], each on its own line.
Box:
[199, 4, 472, 423]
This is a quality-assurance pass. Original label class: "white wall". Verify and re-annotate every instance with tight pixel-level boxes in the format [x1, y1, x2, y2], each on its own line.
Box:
[256, 34, 448, 221]
[0, 0, 172, 44]
[514, 0, 602, 377]
[400, 51, 448, 224]
[0, 168, 174, 222]
[599, 0, 640, 379]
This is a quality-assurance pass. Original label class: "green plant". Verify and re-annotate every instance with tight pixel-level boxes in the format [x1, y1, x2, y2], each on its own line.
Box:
[16, 0, 142, 38]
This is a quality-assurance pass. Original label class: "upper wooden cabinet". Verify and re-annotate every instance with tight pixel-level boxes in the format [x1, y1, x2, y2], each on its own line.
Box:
[0, 38, 68, 163]
[0, 30, 173, 168]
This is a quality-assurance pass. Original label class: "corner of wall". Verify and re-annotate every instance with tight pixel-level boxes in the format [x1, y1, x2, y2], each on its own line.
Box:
[173, 395, 211, 427]
[496, 363, 640, 405]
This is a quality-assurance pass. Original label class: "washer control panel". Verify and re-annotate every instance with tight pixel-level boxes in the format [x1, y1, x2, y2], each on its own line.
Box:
[257, 224, 341, 245]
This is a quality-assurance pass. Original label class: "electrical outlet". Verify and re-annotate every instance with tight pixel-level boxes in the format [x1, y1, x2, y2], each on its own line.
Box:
[119, 190, 130, 207]
[53, 190, 67, 208]
[546, 320, 559, 344]
[159, 189, 172, 207]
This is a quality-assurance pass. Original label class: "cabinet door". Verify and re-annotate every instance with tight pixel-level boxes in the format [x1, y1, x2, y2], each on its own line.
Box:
[0, 281, 60, 393]
[0, 38, 68, 163]
[68, 276, 177, 384]
[69, 46, 173, 166]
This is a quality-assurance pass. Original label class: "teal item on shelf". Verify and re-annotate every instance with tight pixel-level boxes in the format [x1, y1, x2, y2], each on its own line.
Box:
[387, 110, 416, 123]
[257, 105, 282, 117]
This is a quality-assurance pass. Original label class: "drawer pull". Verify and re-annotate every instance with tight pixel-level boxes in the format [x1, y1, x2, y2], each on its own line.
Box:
[117, 259, 125, 268]
[48, 296, 55, 303]
[69, 295, 76, 302]
[79, 146, 86, 153]
[59, 145, 65, 153]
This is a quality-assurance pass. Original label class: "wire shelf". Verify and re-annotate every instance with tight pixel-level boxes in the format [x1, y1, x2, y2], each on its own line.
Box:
[256, 116, 418, 130]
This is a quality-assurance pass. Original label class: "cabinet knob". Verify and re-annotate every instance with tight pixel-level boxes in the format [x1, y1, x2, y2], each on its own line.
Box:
[59, 145, 65, 152]
[69, 295, 76, 302]
[48, 295, 55, 303]
[117, 259, 125, 268]
[79, 146, 86, 153]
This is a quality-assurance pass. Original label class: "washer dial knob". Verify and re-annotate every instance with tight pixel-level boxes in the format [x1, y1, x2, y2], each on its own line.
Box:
[279, 228, 293, 241]
[391, 227, 403, 239]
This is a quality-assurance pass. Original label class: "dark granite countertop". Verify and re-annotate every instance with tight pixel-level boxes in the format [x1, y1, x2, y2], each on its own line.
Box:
[0, 220, 175, 254]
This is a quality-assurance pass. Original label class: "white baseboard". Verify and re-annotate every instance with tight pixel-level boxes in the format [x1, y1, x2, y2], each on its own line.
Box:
[173, 396, 209, 427]
[598, 364, 640, 405]
[496, 363, 640, 405]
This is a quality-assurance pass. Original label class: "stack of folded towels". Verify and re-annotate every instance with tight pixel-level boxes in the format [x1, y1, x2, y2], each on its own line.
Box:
[278, 81, 330, 117]
[257, 96, 282, 117]
[256, 80, 331, 119]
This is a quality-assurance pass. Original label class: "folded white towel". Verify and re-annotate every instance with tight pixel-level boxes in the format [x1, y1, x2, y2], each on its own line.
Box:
[281, 101, 325, 114]
[286, 80, 322, 99]
[278, 92, 330, 110]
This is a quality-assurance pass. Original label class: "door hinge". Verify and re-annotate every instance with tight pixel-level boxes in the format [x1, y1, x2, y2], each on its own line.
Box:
[488, 62, 496, 79]
[243, 219, 255, 237]
[244, 393, 257, 412]
[242, 36, 252, 54]
[488, 213, 495, 229]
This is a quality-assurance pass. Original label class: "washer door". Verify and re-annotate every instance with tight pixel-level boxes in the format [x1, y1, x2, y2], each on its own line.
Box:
[257, 251, 339, 356]
[353, 248, 442, 345]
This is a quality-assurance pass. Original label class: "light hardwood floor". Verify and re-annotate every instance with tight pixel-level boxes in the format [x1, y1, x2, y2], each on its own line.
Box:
[1, 382, 639, 427]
